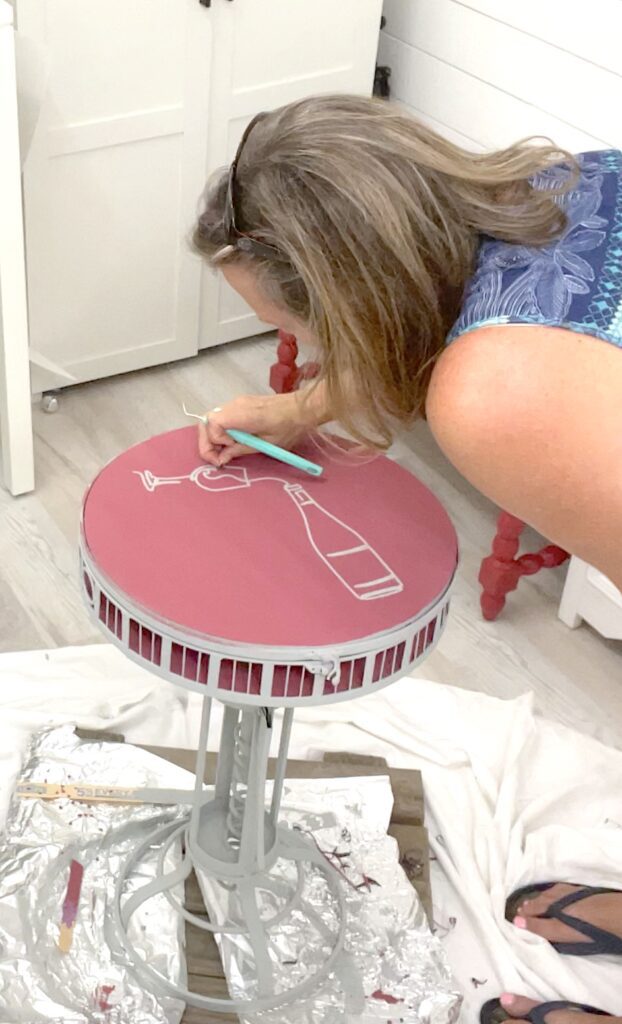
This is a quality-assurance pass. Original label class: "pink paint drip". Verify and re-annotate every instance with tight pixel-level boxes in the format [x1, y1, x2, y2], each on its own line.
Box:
[95, 984, 116, 1011]
[371, 989, 404, 1005]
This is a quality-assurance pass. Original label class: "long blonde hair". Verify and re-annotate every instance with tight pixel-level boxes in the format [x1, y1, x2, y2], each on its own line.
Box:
[194, 94, 575, 448]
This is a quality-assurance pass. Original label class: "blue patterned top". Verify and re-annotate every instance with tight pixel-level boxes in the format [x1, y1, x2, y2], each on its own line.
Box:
[447, 149, 622, 348]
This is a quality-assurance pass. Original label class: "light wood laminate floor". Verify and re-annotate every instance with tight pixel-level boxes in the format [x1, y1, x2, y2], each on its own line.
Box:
[1, 336, 620, 746]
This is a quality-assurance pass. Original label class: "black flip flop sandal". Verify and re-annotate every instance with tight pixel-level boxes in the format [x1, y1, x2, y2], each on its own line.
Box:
[505, 882, 622, 956]
[480, 997, 609, 1024]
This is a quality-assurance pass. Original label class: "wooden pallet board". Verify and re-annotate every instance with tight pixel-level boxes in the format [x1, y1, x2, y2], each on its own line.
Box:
[144, 747, 431, 1024]
[145, 747, 426, 827]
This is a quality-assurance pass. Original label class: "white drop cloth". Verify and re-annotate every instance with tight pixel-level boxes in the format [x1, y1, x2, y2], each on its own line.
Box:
[0, 644, 620, 1021]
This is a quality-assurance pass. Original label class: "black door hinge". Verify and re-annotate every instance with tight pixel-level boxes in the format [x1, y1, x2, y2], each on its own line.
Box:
[373, 65, 391, 99]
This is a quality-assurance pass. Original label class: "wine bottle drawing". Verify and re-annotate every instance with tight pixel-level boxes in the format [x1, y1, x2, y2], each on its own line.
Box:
[134, 466, 404, 601]
[284, 484, 403, 600]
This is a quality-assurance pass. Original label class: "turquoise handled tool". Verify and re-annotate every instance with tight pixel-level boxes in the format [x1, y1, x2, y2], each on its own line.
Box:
[182, 403, 324, 478]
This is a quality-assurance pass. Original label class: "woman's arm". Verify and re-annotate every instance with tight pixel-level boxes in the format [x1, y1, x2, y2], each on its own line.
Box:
[294, 378, 333, 427]
[426, 324, 622, 590]
[198, 378, 333, 467]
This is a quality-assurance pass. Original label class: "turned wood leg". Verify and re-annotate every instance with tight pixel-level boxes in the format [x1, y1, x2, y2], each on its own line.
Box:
[479, 513, 525, 621]
[269, 330, 320, 394]
[479, 512, 570, 621]
[269, 330, 299, 394]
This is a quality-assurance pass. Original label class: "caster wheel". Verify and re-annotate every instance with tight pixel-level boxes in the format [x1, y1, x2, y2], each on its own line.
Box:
[42, 392, 60, 413]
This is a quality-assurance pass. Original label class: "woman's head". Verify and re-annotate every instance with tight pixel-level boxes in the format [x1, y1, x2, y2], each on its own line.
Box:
[194, 95, 573, 447]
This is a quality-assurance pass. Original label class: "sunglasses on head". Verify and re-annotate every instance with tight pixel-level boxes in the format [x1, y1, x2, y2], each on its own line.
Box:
[221, 112, 282, 260]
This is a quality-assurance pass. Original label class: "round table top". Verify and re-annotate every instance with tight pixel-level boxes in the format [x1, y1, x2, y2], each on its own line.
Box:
[82, 428, 457, 650]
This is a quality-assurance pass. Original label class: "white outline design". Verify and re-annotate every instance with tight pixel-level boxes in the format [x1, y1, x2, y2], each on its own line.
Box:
[133, 466, 404, 602]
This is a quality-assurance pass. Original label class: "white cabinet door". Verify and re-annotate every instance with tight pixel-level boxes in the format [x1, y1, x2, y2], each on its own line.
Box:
[198, 0, 383, 349]
[0, 0, 34, 493]
[17, 0, 211, 387]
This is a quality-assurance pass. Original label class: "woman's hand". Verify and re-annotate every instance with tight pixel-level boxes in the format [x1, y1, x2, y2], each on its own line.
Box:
[198, 388, 328, 467]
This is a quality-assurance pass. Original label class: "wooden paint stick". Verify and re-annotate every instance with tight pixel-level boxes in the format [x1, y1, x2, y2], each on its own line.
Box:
[16, 780, 195, 806]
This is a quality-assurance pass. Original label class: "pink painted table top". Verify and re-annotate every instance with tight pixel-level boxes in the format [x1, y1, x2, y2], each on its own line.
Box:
[82, 428, 457, 649]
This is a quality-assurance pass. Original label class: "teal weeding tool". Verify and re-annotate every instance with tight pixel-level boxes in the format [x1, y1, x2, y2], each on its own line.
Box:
[182, 403, 324, 478]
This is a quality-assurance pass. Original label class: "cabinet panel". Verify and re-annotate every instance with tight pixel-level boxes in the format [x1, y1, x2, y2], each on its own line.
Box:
[16, 0, 382, 382]
[25, 136, 182, 376]
[198, 0, 383, 350]
[233, 0, 380, 91]
[45, 0, 185, 126]
[17, 0, 210, 386]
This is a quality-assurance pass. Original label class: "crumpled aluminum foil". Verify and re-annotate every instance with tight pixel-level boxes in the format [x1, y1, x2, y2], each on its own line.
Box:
[0, 726, 187, 1024]
[198, 776, 462, 1024]
[0, 729, 461, 1024]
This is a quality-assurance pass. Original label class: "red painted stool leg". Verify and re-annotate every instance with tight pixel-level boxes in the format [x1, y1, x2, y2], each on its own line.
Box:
[479, 513, 525, 621]
[269, 330, 320, 394]
[479, 512, 570, 621]
[269, 331, 299, 394]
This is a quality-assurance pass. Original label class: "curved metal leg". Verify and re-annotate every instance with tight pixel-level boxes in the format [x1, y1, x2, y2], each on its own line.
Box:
[110, 696, 350, 1015]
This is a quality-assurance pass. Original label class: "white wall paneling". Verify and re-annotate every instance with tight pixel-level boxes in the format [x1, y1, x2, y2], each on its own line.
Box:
[450, 0, 622, 77]
[379, 0, 622, 153]
[379, 34, 609, 154]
